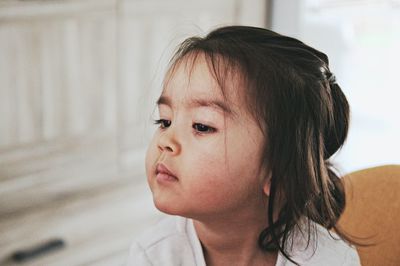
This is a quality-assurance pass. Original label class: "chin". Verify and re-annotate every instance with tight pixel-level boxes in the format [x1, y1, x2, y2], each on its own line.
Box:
[153, 196, 184, 216]
[153, 198, 206, 221]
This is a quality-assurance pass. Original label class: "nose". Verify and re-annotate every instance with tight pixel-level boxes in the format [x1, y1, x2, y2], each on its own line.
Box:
[157, 127, 181, 155]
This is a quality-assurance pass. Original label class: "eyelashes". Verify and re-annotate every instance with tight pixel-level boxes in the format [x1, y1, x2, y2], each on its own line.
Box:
[153, 119, 171, 128]
[153, 119, 216, 134]
[193, 123, 216, 133]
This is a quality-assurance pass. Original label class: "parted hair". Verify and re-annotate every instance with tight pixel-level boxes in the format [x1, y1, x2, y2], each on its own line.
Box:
[166, 25, 358, 265]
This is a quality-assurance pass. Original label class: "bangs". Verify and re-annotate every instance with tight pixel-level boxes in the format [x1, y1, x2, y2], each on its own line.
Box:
[162, 47, 255, 125]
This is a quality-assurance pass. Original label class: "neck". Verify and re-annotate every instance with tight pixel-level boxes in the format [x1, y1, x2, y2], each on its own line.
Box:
[193, 199, 278, 266]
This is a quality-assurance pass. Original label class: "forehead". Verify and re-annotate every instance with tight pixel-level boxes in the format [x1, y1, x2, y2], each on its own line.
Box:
[161, 53, 242, 112]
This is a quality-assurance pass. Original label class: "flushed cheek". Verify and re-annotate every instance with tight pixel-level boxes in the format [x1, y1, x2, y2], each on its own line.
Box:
[184, 158, 240, 209]
[186, 175, 244, 214]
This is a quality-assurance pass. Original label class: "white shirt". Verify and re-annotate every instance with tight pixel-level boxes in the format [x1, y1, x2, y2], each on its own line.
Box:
[126, 216, 360, 266]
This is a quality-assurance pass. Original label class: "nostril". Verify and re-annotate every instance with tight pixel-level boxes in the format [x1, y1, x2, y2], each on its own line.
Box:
[165, 146, 173, 152]
[158, 145, 173, 152]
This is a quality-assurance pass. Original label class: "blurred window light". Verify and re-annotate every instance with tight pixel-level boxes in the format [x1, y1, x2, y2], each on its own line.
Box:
[272, 0, 400, 173]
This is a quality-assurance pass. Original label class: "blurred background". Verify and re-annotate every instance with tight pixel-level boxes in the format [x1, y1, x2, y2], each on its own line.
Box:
[0, 0, 398, 265]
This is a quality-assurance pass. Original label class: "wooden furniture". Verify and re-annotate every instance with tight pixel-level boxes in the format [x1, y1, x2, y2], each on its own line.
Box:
[338, 165, 400, 266]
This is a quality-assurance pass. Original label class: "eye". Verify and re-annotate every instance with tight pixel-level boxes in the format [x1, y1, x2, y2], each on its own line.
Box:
[153, 119, 171, 129]
[193, 123, 216, 134]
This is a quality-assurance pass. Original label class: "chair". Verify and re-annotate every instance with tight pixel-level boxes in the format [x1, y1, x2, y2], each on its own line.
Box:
[337, 165, 400, 266]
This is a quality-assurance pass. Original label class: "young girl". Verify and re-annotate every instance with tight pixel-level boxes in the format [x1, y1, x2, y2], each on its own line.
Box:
[127, 26, 361, 265]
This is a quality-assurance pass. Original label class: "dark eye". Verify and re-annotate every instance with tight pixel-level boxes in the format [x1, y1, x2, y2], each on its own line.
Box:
[154, 119, 171, 129]
[193, 123, 216, 134]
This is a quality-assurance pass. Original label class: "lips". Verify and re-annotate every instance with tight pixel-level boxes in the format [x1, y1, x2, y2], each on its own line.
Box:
[156, 163, 178, 181]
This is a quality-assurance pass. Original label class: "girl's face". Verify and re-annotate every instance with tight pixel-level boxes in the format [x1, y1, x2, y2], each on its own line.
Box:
[145, 54, 268, 220]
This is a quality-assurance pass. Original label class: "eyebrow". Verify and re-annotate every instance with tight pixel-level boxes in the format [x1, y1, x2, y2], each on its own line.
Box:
[156, 95, 233, 115]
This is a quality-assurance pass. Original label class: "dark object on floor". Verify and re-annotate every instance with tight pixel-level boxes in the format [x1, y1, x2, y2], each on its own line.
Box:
[11, 238, 66, 263]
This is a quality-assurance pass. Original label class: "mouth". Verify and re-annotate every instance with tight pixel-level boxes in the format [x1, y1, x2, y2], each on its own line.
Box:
[156, 163, 178, 182]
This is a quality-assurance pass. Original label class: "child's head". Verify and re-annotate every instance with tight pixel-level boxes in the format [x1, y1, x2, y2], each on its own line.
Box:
[146, 25, 351, 260]
[146, 46, 268, 220]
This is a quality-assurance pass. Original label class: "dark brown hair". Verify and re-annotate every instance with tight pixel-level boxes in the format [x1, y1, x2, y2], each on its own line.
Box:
[166, 25, 358, 265]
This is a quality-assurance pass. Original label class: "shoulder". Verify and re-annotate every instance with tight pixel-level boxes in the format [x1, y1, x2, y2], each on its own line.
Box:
[279, 222, 360, 266]
[126, 216, 199, 266]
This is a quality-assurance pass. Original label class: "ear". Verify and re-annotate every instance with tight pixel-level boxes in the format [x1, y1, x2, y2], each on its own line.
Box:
[262, 172, 272, 197]
[263, 178, 271, 196]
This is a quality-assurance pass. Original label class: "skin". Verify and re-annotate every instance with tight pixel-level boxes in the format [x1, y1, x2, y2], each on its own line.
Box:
[145, 53, 277, 265]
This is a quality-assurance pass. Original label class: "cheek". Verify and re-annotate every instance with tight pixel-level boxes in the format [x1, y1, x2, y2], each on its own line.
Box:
[184, 143, 222, 175]
[187, 133, 262, 196]
[189, 142, 226, 176]
[184, 147, 239, 201]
